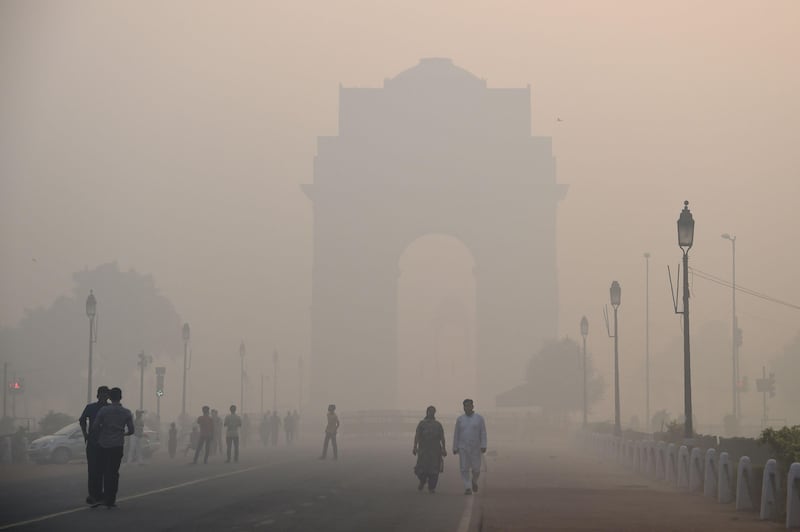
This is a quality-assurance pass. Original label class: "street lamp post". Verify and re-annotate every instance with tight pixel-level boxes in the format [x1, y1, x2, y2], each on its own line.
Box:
[580, 316, 589, 428]
[609, 281, 622, 436]
[85, 291, 97, 403]
[677, 201, 695, 438]
[239, 341, 246, 413]
[721, 233, 738, 421]
[181, 323, 190, 417]
[644, 252, 651, 432]
[137, 351, 152, 411]
[298, 356, 304, 415]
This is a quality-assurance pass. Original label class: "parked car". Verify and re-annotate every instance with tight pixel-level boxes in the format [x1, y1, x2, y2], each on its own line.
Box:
[28, 422, 161, 464]
[27, 422, 84, 464]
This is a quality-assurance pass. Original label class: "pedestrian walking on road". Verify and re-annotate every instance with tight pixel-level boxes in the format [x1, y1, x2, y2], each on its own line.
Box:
[79, 385, 109, 504]
[126, 410, 145, 465]
[413, 406, 446, 493]
[211, 409, 222, 456]
[284, 411, 294, 445]
[184, 425, 199, 456]
[453, 398, 486, 495]
[224, 405, 242, 463]
[192, 406, 214, 464]
[94, 387, 134, 508]
[319, 404, 339, 460]
[260, 412, 271, 447]
[167, 422, 177, 459]
[269, 411, 281, 447]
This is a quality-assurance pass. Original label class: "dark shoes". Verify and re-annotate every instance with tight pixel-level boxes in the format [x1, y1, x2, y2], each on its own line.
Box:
[464, 488, 473, 495]
[472, 481, 479, 493]
[417, 480, 425, 491]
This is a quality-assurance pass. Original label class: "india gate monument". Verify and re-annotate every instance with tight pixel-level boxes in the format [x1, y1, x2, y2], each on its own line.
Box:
[305, 58, 567, 411]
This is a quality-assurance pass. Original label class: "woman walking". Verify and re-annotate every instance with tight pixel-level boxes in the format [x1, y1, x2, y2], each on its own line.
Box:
[413, 406, 446, 493]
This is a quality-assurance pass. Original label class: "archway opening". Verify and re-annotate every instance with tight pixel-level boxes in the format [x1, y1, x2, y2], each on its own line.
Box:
[397, 234, 477, 415]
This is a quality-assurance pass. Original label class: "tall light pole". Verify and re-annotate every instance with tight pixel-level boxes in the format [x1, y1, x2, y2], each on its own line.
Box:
[721, 233, 738, 421]
[181, 323, 190, 417]
[609, 281, 622, 436]
[298, 356, 304, 415]
[85, 290, 97, 403]
[677, 201, 695, 438]
[137, 351, 152, 411]
[272, 350, 278, 412]
[239, 341, 246, 413]
[580, 316, 589, 428]
[644, 252, 651, 431]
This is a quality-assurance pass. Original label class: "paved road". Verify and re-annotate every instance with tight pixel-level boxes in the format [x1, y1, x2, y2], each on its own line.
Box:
[0, 439, 475, 532]
[0, 434, 786, 531]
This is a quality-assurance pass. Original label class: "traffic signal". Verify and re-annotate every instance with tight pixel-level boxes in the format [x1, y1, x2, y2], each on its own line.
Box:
[736, 376, 749, 392]
[155, 367, 166, 397]
[768, 372, 776, 398]
[8, 379, 22, 393]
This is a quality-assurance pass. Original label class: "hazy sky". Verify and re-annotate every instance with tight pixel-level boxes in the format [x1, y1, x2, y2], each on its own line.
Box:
[1, 1, 798, 424]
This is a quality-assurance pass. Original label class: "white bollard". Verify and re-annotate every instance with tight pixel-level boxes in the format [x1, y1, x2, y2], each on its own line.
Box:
[677, 445, 690, 490]
[646, 441, 655, 476]
[689, 447, 704, 493]
[666, 443, 677, 485]
[656, 442, 666, 480]
[760, 458, 780, 520]
[718, 451, 734, 503]
[735, 456, 754, 511]
[704, 448, 717, 498]
[787, 462, 800, 528]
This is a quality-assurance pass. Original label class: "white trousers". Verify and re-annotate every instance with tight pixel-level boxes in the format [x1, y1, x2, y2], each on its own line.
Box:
[127, 435, 143, 463]
[458, 447, 482, 489]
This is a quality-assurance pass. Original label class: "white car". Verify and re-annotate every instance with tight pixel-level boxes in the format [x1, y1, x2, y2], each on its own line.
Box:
[27, 422, 85, 464]
[28, 422, 161, 464]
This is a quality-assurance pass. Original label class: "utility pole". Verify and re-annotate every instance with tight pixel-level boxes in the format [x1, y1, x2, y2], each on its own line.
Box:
[644, 252, 651, 432]
[181, 323, 190, 418]
[3, 362, 7, 419]
[239, 341, 246, 413]
[298, 356, 304, 415]
[272, 350, 278, 412]
[260, 373, 265, 415]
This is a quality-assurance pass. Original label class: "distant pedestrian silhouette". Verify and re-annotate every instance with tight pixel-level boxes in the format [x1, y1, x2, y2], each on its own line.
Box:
[192, 406, 213, 464]
[319, 404, 339, 460]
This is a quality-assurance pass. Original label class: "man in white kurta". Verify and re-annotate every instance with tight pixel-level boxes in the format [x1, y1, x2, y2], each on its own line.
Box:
[453, 398, 487, 495]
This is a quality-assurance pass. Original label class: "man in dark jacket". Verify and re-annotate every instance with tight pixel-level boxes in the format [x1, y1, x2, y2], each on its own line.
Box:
[79, 385, 109, 504]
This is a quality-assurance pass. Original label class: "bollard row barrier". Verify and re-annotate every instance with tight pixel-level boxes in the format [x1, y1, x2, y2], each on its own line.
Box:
[577, 431, 800, 529]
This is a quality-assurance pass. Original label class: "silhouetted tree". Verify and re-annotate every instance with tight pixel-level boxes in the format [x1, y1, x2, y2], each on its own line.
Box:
[39, 411, 74, 435]
[523, 337, 604, 418]
[0, 263, 182, 416]
[771, 330, 800, 418]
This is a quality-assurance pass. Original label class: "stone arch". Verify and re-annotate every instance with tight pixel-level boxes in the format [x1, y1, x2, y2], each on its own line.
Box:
[305, 58, 567, 410]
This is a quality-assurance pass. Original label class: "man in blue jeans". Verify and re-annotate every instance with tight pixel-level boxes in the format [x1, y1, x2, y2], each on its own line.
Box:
[79, 385, 109, 504]
[94, 387, 134, 508]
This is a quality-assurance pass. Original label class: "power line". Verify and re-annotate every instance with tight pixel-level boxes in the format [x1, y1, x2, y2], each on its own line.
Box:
[689, 267, 800, 311]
